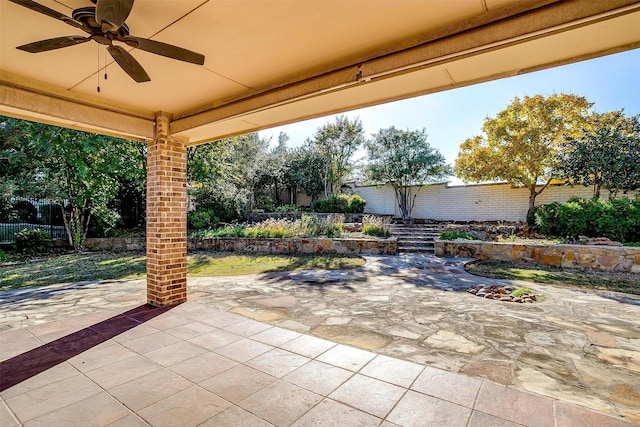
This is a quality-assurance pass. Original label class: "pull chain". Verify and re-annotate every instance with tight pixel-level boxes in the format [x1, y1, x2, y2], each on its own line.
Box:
[97, 45, 100, 93]
[104, 46, 108, 81]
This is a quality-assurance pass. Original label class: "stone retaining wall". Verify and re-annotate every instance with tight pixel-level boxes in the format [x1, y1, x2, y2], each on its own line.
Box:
[85, 237, 146, 251]
[434, 240, 640, 273]
[86, 237, 396, 255]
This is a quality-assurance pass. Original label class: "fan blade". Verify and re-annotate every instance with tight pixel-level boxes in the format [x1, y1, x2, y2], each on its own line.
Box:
[96, 0, 134, 31]
[8, 0, 83, 29]
[107, 45, 150, 82]
[17, 36, 91, 53]
[122, 36, 205, 65]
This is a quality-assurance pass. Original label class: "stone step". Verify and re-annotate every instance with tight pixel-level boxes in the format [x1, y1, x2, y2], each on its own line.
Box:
[397, 246, 435, 253]
[397, 240, 435, 247]
[390, 230, 442, 235]
[391, 232, 440, 238]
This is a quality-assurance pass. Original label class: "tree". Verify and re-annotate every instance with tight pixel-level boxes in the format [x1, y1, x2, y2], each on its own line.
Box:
[257, 132, 292, 207]
[557, 110, 640, 198]
[311, 115, 365, 197]
[287, 142, 326, 204]
[366, 127, 451, 221]
[1, 117, 146, 248]
[454, 94, 592, 210]
[187, 132, 270, 219]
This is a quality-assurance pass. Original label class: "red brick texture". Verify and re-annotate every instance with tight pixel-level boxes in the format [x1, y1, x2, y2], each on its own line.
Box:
[146, 118, 187, 307]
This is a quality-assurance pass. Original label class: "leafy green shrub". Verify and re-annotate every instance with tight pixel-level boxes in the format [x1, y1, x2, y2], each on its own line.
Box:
[534, 197, 640, 242]
[255, 194, 275, 212]
[439, 230, 473, 240]
[187, 209, 219, 230]
[190, 186, 245, 222]
[0, 250, 6, 262]
[362, 215, 391, 237]
[526, 206, 540, 228]
[313, 194, 367, 213]
[14, 228, 53, 254]
[348, 195, 367, 213]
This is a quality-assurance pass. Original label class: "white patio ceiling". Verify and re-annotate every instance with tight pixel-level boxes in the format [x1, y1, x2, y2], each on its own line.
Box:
[1, 0, 639, 145]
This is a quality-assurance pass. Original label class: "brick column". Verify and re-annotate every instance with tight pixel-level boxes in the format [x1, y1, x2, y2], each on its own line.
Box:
[146, 113, 187, 307]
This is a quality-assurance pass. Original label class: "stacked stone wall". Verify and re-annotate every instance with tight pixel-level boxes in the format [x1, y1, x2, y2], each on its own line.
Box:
[86, 237, 397, 255]
[435, 241, 640, 273]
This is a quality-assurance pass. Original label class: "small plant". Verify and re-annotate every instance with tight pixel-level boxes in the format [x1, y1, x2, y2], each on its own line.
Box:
[362, 215, 391, 237]
[321, 214, 344, 237]
[439, 230, 473, 241]
[14, 228, 53, 255]
[0, 250, 6, 262]
[512, 287, 535, 298]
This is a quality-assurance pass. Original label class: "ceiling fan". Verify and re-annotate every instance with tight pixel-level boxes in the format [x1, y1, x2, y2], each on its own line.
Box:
[9, 0, 205, 83]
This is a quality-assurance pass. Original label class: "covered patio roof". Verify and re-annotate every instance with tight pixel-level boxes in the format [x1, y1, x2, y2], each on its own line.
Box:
[2, 0, 640, 145]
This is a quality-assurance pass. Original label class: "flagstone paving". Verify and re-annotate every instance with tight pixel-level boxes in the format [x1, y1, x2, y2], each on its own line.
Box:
[1, 254, 639, 425]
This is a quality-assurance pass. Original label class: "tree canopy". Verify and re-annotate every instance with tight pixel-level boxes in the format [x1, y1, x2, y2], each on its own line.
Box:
[311, 115, 365, 196]
[556, 110, 640, 198]
[366, 126, 450, 220]
[1, 116, 146, 248]
[454, 94, 592, 209]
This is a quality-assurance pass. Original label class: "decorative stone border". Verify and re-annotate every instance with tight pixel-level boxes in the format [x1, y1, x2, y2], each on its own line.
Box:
[434, 240, 640, 273]
[85, 236, 397, 255]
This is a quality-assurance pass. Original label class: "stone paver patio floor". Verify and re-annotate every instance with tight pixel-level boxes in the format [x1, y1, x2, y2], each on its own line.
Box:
[1, 254, 639, 426]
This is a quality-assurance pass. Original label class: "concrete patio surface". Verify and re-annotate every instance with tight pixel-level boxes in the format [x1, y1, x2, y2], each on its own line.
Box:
[1, 254, 638, 426]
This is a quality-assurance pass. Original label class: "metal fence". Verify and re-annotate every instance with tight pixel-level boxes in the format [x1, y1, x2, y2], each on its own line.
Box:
[0, 198, 68, 244]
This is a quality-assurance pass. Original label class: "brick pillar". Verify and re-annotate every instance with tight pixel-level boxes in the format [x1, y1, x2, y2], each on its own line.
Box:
[146, 113, 187, 307]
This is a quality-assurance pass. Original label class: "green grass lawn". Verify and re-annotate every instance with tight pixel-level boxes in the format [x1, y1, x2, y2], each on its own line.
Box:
[465, 260, 640, 296]
[0, 251, 365, 292]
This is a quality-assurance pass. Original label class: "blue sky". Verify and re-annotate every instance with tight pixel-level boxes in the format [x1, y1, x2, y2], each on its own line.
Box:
[259, 48, 640, 167]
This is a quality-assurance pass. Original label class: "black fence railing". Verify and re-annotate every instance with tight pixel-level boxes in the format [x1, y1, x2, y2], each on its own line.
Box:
[0, 198, 68, 244]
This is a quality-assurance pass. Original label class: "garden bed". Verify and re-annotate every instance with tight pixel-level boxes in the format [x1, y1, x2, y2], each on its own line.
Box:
[85, 236, 397, 255]
[435, 240, 640, 274]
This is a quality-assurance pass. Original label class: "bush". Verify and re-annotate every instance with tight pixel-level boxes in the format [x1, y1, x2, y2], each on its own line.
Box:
[348, 194, 366, 213]
[0, 250, 5, 262]
[439, 230, 473, 240]
[190, 186, 245, 222]
[533, 197, 640, 242]
[526, 206, 540, 228]
[274, 204, 301, 213]
[188, 209, 219, 230]
[14, 228, 53, 254]
[313, 194, 367, 213]
[255, 194, 275, 212]
[362, 215, 391, 237]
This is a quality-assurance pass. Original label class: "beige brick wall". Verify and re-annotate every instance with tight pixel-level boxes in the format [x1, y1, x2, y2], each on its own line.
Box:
[146, 130, 188, 307]
[354, 183, 636, 221]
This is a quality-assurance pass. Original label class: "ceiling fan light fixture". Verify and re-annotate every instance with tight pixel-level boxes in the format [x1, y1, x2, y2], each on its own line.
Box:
[10, 0, 206, 83]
